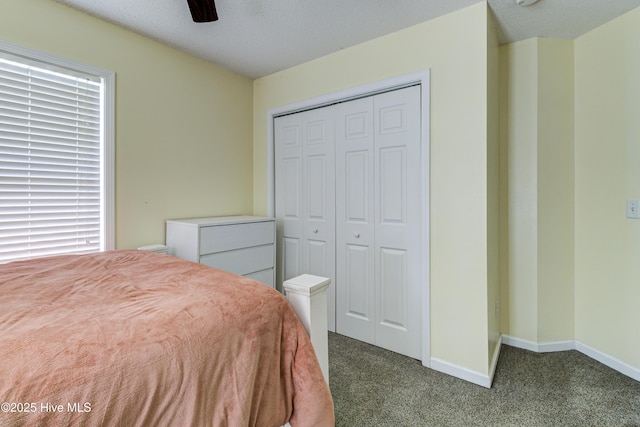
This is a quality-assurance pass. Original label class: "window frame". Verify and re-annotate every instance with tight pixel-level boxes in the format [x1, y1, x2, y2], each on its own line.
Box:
[0, 40, 115, 257]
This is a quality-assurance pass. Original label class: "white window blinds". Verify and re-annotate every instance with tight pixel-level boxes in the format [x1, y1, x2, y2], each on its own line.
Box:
[0, 56, 104, 262]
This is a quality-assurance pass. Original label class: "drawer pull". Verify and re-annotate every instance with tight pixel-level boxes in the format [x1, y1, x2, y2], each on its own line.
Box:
[313, 228, 318, 233]
[355, 233, 360, 238]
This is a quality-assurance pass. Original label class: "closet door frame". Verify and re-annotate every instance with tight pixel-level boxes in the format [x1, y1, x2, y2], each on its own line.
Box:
[266, 70, 432, 368]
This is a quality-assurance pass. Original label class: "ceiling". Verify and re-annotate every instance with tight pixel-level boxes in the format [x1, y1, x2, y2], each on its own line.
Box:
[51, 0, 640, 79]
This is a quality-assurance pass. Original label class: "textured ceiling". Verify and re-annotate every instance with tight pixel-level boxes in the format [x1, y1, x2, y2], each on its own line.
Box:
[51, 0, 640, 79]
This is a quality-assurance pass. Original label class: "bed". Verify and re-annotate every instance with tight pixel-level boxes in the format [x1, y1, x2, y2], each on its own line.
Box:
[0, 250, 334, 426]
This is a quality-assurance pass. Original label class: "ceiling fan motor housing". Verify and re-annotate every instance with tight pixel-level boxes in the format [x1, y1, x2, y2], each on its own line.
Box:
[187, 0, 218, 22]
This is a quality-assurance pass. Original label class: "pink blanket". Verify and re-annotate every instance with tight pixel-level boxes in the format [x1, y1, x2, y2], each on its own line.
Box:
[0, 250, 334, 426]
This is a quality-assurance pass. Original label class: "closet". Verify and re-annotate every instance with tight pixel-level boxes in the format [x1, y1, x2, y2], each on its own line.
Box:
[275, 85, 422, 359]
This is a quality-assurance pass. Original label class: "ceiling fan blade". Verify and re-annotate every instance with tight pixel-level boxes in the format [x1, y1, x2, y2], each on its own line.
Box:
[186, 0, 218, 22]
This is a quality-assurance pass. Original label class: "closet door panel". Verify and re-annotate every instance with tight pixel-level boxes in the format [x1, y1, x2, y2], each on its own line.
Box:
[345, 150, 370, 222]
[303, 108, 336, 331]
[283, 158, 302, 218]
[379, 146, 407, 225]
[283, 237, 301, 280]
[306, 156, 326, 218]
[335, 97, 376, 344]
[307, 240, 327, 276]
[275, 113, 305, 292]
[374, 85, 422, 359]
[345, 244, 371, 319]
[339, 242, 375, 342]
[379, 247, 408, 329]
[276, 108, 337, 331]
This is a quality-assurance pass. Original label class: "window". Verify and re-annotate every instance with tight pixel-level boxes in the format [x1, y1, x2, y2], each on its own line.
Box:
[0, 41, 114, 262]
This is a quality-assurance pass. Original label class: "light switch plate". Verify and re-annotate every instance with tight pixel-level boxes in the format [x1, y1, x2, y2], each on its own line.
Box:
[627, 200, 640, 219]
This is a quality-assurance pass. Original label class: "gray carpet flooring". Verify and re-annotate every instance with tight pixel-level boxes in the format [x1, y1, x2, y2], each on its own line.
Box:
[328, 332, 640, 426]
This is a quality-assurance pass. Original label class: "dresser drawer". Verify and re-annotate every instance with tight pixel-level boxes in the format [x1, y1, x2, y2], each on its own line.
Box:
[200, 221, 274, 255]
[200, 245, 274, 276]
[245, 269, 275, 288]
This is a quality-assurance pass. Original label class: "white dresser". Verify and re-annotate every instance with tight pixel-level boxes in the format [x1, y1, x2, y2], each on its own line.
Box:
[166, 216, 276, 288]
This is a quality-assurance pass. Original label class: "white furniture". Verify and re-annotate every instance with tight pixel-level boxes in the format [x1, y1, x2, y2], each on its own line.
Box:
[282, 274, 331, 427]
[284, 274, 331, 383]
[166, 216, 276, 288]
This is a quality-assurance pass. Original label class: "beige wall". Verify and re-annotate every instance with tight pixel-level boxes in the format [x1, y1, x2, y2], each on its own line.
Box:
[536, 38, 575, 343]
[254, 2, 494, 375]
[502, 5, 640, 375]
[574, 6, 640, 368]
[0, 0, 254, 250]
[500, 37, 575, 344]
[501, 39, 539, 342]
[500, 38, 575, 345]
[486, 7, 501, 366]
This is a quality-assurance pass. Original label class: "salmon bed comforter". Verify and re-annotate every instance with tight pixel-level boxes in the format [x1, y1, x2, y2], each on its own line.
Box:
[0, 250, 334, 427]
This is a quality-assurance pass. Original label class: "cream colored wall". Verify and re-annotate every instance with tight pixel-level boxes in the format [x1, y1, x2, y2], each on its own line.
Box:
[253, 2, 492, 375]
[501, 39, 539, 342]
[574, 6, 640, 368]
[536, 38, 575, 342]
[503, 7, 640, 374]
[498, 36, 511, 346]
[501, 37, 575, 344]
[486, 7, 501, 364]
[1, 0, 254, 250]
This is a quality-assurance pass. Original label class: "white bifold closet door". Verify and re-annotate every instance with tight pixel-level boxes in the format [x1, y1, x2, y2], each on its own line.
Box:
[275, 85, 421, 358]
[275, 107, 337, 331]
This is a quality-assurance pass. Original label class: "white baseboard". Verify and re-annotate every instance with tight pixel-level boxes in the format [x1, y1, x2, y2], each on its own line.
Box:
[430, 337, 502, 389]
[429, 336, 639, 389]
[503, 335, 640, 383]
[489, 335, 502, 383]
[575, 341, 640, 383]
[502, 335, 575, 353]
[430, 357, 493, 389]
[430, 357, 492, 388]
